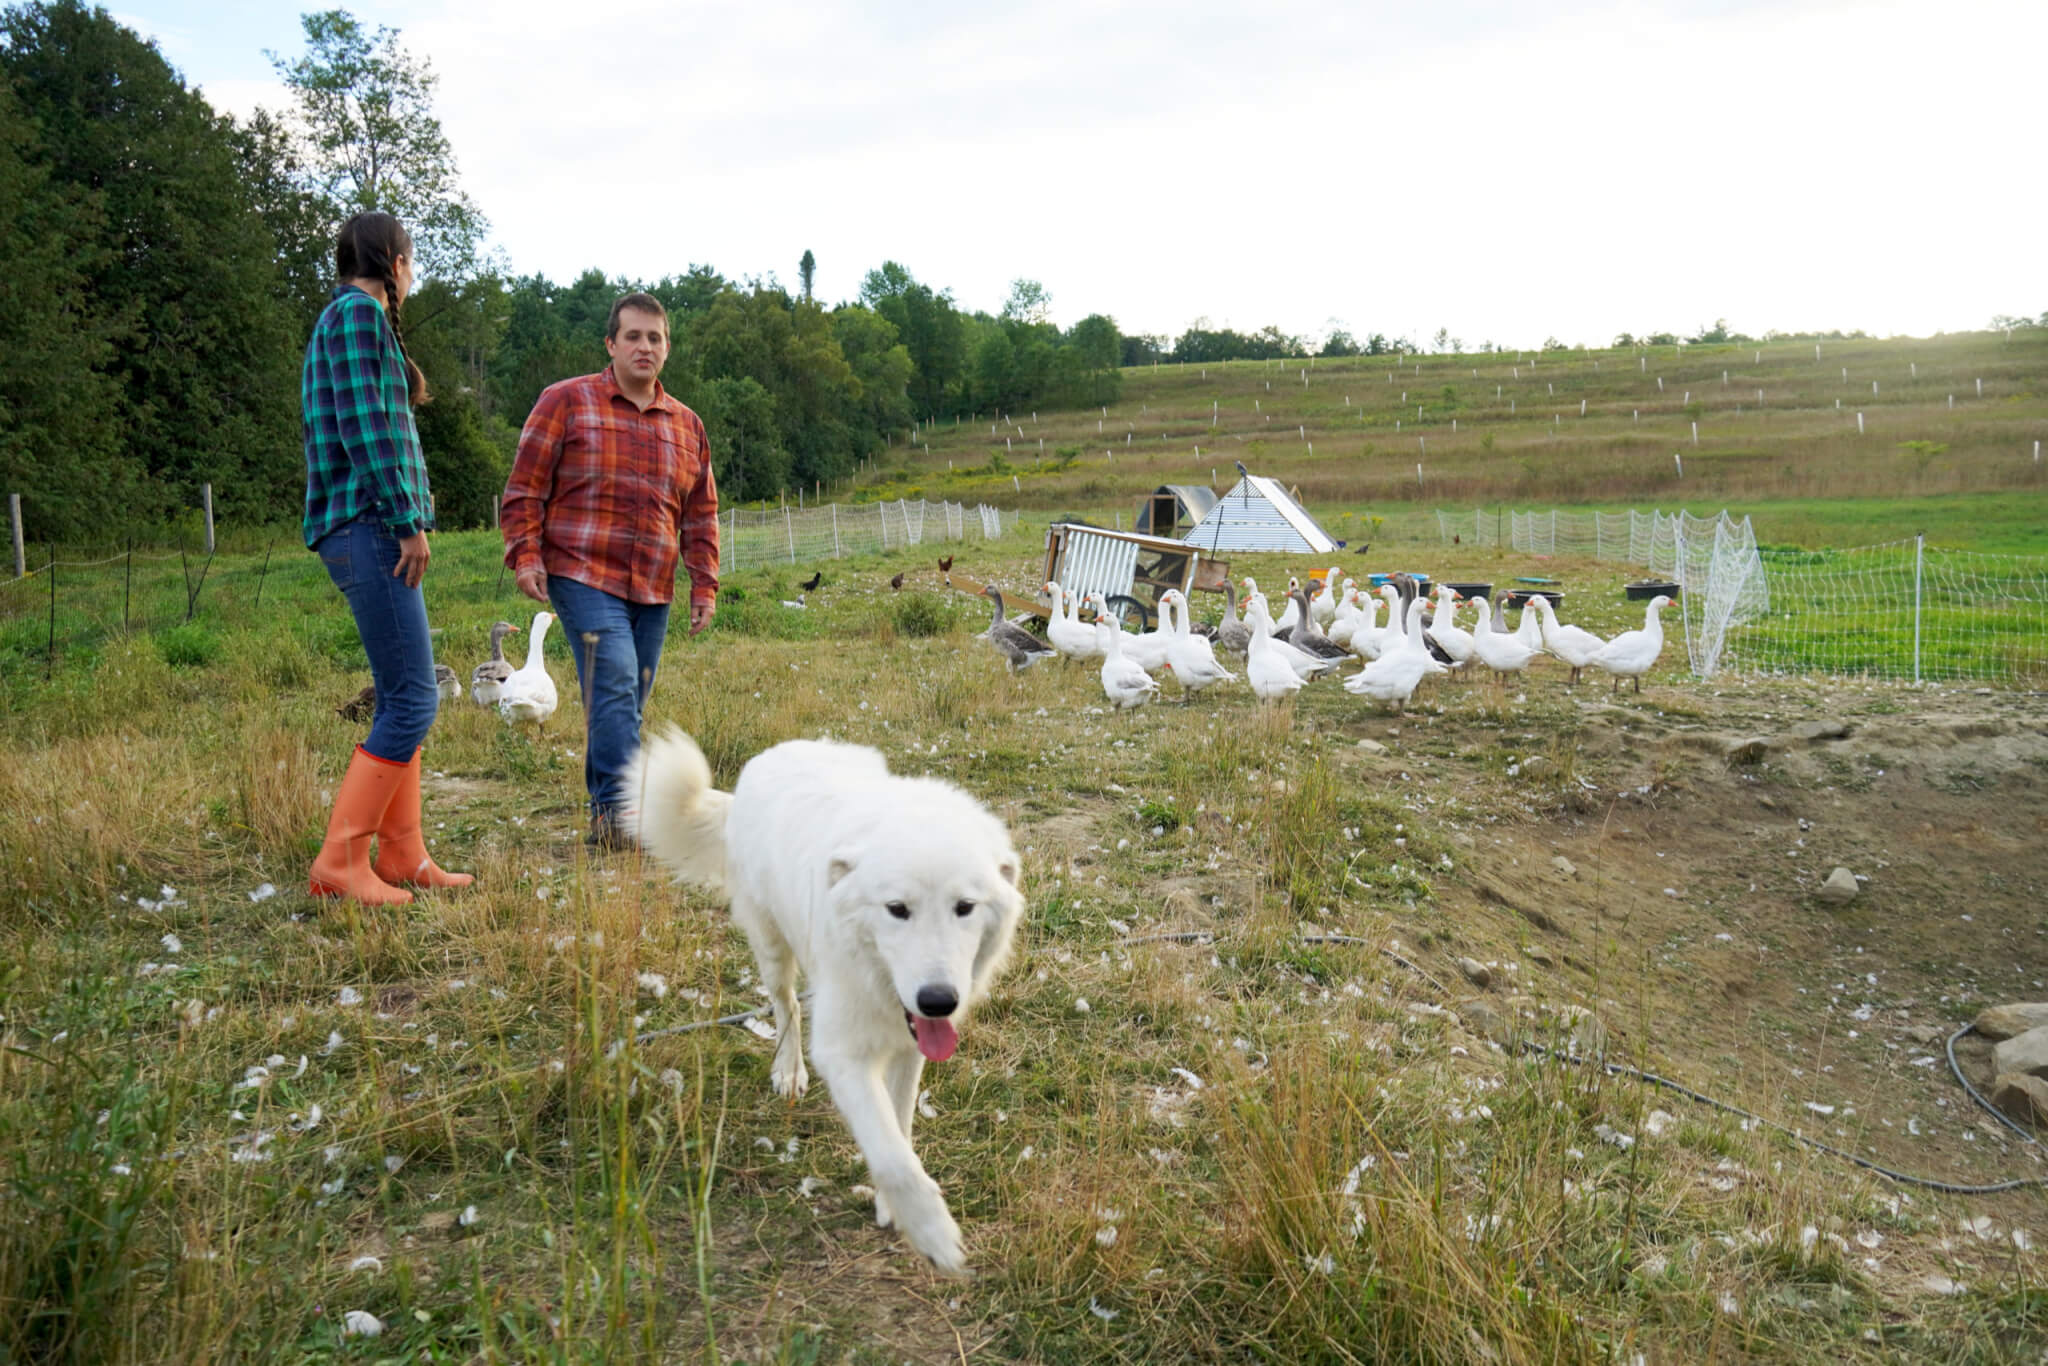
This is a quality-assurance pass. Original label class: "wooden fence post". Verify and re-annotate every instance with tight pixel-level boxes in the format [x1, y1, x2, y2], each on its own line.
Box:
[8, 493, 22, 578]
[202, 482, 215, 554]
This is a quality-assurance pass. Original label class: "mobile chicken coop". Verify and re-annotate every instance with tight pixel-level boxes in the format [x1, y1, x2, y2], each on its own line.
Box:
[1039, 522, 1230, 628]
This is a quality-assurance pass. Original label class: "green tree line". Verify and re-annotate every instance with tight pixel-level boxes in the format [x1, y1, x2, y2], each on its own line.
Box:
[0, 2, 1128, 542]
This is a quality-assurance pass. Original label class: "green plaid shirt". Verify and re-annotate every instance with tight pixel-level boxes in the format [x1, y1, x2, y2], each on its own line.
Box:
[301, 285, 434, 548]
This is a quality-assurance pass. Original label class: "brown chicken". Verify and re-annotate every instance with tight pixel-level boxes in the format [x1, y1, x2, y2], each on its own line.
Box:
[335, 684, 376, 723]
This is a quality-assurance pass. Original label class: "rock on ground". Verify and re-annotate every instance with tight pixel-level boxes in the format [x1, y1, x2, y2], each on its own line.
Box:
[1815, 866, 1860, 905]
[1973, 1003, 2048, 1043]
[1991, 1025, 2048, 1082]
[1990, 1073, 2048, 1127]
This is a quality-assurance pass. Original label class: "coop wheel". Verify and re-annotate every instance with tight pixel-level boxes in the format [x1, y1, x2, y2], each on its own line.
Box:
[1104, 594, 1151, 630]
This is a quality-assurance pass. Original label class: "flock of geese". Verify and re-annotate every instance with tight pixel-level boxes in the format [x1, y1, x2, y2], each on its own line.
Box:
[335, 565, 1668, 732]
[981, 569, 1673, 714]
[336, 612, 561, 728]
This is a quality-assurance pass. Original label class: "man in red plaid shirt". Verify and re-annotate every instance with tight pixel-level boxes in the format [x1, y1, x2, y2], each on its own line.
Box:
[501, 292, 719, 849]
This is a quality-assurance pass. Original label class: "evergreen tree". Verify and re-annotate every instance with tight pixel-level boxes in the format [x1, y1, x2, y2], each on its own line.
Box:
[2, 0, 301, 528]
[0, 71, 128, 541]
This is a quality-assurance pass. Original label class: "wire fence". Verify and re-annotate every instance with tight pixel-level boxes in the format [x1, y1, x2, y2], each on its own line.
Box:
[1, 499, 1023, 681]
[0, 537, 319, 678]
[1434, 507, 2048, 687]
[720, 499, 1015, 573]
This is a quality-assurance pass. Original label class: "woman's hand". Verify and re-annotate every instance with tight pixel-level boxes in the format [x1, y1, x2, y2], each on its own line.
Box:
[394, 531, 431, 588]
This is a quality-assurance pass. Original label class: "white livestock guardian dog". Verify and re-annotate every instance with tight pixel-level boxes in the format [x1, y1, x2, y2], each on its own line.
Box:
[621, 728, 1023, 1276]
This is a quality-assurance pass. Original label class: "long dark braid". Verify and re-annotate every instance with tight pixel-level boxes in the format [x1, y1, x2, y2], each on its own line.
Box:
[381, 270, 431, 407]
[336, 211, 430, 407]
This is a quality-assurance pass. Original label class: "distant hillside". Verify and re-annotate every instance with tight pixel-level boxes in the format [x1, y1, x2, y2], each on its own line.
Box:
[863, 332, 2047, 541]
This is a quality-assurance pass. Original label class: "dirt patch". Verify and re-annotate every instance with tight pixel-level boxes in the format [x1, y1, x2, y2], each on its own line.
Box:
[1412, 678, 2048, 1223]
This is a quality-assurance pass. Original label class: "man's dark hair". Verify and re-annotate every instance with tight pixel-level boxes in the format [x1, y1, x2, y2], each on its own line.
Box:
[607, 292, 669, 341]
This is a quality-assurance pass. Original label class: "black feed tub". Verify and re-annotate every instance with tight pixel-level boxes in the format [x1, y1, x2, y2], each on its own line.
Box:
[1441, 581, 1493, 600]
[1625, 580, 1680, 601]
[1502, 589, 1565, 609]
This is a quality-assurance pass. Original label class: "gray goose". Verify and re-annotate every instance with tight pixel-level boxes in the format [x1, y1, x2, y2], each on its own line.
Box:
[470, 620, 518, 706]
[1215, 581, 1251, 655]
[1285, 588, 1352, 665]
[979, 586, 1057, 672]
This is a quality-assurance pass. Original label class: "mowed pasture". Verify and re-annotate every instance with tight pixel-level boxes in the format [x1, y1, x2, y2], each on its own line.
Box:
[5, 523, 2048, 1364]
[867, 330, 2048, 551]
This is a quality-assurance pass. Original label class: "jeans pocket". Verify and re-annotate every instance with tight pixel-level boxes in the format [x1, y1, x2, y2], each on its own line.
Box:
[318, 548, 355, 593]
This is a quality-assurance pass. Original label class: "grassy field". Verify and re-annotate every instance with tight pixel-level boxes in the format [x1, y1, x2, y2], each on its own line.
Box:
[856, 330, 2048, 554]
[5, 525, 2048, 1363]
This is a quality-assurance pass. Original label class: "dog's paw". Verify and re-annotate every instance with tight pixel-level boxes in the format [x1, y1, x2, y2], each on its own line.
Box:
[770, 1045, 808, 1100]
[886, 1178, 969, 1278]
[900, 1202, 970, 1279]
[873, 1187, 893, 1229]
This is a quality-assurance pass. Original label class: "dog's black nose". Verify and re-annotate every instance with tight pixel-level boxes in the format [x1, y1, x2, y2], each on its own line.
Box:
[915, 985, 958, 1018]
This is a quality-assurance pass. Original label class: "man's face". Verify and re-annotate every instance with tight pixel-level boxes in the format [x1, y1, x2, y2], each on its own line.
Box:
[607, 307, 670, 385]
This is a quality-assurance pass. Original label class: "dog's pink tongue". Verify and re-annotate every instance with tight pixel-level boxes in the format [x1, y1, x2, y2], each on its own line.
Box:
[914, 1016, 959, 1062]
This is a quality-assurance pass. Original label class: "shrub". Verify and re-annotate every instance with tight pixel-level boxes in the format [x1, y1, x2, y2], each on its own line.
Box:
[891, 592, 949, 638]
[154, 624, 219, 669]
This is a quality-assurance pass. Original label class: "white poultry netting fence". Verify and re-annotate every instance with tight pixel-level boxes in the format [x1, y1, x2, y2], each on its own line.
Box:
[1434, 507, 1769, 679]
[720, 499, 1016, 574]
[1435, 508, 2048, 688]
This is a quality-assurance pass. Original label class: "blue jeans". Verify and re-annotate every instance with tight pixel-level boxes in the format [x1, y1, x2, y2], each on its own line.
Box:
[547, 575, 670, 818]
[315, 515, 438, 762]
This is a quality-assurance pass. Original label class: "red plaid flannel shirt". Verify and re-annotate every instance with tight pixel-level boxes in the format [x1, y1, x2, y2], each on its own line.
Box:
[501, 366, 719, 608]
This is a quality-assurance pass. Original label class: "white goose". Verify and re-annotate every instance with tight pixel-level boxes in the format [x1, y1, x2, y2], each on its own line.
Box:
[1244, 601, 1305, 703]
[497, 610, 559, 726]
[1238, 576, 1272, 625]
[1513, 597, 1545, 654]
[1590, 594, 1672, 693]
[1044, 581, 1103, 662]
[1310, 567, 1344, 627]
[1327, 586, 1368, 648]
[1470, 597, 1539, 684]
[1422, 584, 1478, 671]
[1273, 577, 1303, 638]
[1095, 618, 1160, 710]
[470, 620, 518, 706]
[1344, 596, 1436, 712]
[1096, 593, 1173, 673]
[1158, 590, 1237, 695]
[1245, 598, 1345, 680]
[1529, 597, 1605, 686]
[1348, 585, 1401, 662]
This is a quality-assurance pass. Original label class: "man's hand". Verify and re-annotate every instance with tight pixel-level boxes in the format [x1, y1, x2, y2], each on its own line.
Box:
[515, 568, 549, 604]
[689, 598, 715, 635]
[394, 532, 430, 588]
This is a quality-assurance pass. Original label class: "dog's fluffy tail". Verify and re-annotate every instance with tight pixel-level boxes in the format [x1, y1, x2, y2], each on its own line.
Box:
[620, 726, 731, 891]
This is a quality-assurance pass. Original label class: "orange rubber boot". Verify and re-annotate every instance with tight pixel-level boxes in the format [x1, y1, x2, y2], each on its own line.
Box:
[372, 747, 474, 890]
[310, 746, 414, 905]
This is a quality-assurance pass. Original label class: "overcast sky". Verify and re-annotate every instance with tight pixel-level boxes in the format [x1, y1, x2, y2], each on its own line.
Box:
[112, 0, 2045, 348]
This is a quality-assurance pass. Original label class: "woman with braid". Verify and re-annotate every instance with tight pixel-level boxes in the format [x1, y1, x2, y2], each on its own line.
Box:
[301, 211, 473, 903]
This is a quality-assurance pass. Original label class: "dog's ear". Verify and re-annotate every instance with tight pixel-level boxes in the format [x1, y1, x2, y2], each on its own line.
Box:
[827, 849, 859, 886]
[996, 852, 1020, 887]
